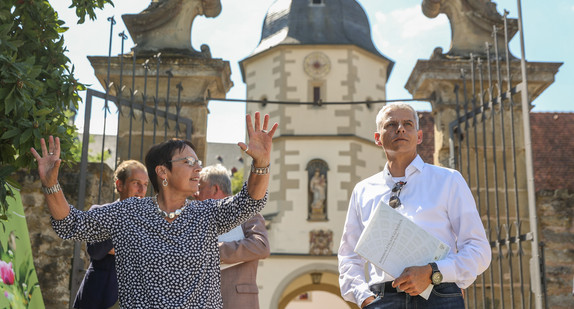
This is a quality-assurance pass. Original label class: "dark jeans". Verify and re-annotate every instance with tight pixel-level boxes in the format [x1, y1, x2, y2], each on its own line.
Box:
[365, 282, 464, 309]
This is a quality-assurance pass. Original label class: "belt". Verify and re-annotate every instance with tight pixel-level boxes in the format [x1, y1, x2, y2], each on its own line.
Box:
[369, 282, 401, 295]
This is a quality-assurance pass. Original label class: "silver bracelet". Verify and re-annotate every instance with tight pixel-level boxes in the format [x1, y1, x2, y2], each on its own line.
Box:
[42, 182, 61, 195]
[250, 164, 270, 175]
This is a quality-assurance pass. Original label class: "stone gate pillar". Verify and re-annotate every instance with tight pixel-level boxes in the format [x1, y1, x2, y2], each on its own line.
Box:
[406, 0, 561, 168]
[88, 0, 232, 163]
[405, 1, 561, 308]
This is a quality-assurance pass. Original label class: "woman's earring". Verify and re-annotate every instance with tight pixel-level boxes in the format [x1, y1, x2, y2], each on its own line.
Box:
[162, 178, 168, 187]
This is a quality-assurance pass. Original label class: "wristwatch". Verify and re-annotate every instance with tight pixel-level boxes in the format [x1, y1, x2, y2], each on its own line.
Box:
[429, 262, 443, 285]
[42, 182, 61, 195]
[250, 163, 270, 175]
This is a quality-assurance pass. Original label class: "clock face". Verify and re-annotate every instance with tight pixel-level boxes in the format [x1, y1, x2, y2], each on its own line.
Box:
[303, 52, 331, 78]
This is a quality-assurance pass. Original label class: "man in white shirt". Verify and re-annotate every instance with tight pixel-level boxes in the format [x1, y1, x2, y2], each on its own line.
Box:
[338, 103, 491, 308]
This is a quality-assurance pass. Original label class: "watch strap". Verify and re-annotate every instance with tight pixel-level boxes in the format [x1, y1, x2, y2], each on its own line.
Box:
[429, 262, 442, 285]
[250, 164, 270, 175]
[42, 182, 61, 195]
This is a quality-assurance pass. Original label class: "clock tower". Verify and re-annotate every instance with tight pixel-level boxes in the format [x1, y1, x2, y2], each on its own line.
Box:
[239, 0, 393, 307]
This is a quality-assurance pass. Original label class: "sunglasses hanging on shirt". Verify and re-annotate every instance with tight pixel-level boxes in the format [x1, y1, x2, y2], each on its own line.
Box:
[389, 181, 406, 209]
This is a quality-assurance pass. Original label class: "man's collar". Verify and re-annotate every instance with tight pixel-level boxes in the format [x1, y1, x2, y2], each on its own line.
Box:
[383, 155, 424, 182]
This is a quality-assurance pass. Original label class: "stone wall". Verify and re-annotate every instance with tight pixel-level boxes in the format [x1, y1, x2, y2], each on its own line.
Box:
[537, 189, 574, 308]
[15, 163, 113, 309]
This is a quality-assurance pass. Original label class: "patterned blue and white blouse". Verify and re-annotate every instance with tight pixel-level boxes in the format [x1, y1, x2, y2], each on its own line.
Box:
[52, 184, 266, 309]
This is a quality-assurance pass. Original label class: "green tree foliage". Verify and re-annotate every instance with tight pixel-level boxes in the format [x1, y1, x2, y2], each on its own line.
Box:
[231, 168, 244, 195]
[0, 0, 114, 220]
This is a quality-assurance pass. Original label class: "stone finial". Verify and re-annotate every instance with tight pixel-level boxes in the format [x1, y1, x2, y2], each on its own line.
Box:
[421, 0, 517, 59]
[122, 0, 222, 57]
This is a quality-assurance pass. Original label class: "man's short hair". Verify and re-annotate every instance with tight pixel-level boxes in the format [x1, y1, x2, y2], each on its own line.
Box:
[375, 103, 420, 131]
[199, 164, 232, 196]
[114, 160, 147, 193]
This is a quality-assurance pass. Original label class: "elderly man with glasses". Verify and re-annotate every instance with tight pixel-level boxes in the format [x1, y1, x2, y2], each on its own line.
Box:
[338, 103, 491, 309]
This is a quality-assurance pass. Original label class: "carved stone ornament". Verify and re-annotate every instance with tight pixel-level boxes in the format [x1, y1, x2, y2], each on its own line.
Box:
[421, 0, 518, 59]
[122, 0, 222, 57]
[309, 229, 333, 256]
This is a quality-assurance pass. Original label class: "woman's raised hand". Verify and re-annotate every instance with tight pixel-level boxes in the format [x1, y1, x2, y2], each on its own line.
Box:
[30, 136, 61, 187]
[238, 112, 278, 167]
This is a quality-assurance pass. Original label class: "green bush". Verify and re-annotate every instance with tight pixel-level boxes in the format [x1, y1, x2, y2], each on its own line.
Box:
[0, 0, 114, 220]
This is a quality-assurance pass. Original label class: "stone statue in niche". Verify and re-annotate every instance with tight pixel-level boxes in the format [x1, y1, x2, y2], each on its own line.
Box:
[307, 159, 328, 221]
[310, 169, 326, 214]
[309, 230, 333, 256]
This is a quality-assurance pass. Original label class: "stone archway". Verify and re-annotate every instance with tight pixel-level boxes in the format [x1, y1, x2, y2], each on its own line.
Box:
[270, 263, 354, 309]
[278, 283, 354, 309]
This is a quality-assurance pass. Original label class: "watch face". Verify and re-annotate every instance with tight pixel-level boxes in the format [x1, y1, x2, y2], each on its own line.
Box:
[431, 271, 443, 285]
[303, 52, 331, 78]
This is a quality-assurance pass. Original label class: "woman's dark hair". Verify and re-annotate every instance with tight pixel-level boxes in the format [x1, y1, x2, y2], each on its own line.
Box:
[145, 138, 195, 192]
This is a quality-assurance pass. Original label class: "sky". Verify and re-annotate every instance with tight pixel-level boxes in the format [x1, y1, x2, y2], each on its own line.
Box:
[50, 0, 573, 144]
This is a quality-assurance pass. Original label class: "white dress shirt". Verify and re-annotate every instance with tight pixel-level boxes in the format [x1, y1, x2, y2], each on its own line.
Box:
[338, 155, 491, 306]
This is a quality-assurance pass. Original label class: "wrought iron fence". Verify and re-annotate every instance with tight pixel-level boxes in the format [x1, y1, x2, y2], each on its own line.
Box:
[449, 13, 545, 309]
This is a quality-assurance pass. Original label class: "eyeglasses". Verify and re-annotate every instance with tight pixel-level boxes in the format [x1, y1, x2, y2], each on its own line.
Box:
[389, 181, 406, 209]
[169, 156, 203, 167]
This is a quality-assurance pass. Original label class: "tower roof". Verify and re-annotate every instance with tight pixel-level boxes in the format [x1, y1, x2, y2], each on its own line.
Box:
[248, 0, 393, 65]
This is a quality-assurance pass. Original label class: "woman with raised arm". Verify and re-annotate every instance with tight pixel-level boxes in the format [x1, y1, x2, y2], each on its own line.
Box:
[31, 112, 278, 309]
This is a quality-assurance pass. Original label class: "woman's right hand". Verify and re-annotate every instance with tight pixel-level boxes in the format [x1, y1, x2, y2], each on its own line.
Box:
[30, 136, 62, 187]
[238, 112, 278, 167]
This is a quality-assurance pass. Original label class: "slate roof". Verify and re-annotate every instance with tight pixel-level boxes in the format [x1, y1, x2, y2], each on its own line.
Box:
[249, 0, 393, 73]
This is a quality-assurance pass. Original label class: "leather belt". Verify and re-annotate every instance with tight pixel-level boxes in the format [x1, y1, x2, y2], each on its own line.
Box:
[369, 282, 401, 295]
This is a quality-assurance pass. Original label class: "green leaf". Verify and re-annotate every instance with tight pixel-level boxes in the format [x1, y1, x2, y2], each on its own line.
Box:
[20, 128, 33, 144]
[0, 129, 19, 140]
[0, 165, 15, 178]
[5, 176, 21, 190]
[3, 87, 16, 115]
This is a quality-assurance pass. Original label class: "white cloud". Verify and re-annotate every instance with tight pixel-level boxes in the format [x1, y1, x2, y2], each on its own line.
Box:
[381, 5, 449, 39]
[372, 5, 450, 57]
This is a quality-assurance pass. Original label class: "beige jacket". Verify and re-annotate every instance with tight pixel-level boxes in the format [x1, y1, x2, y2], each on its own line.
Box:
[219, 214, 270, 309]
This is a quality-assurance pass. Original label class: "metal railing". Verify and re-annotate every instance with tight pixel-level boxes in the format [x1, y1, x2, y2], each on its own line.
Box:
[448, 11, 545, 309]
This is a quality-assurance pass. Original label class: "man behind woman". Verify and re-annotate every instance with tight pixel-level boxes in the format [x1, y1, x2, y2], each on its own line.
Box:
[197, 164, 270, 309]
[73, 160, 149, 309]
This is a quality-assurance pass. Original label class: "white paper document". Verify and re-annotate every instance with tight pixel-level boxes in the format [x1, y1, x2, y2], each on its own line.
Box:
[218, 225, 244, 242]
[218, 225, 245, 270]
[354, 200, 450, 299]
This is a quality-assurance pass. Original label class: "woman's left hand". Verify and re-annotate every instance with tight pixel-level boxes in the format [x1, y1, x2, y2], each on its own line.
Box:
[238, 112, 278, 167]
[30, 136, 62, 188]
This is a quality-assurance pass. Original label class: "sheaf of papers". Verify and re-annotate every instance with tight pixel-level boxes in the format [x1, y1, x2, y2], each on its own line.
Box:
[218, 225, 244, 242]
[354, 200, 450, 299]
[218, 225, 245, 270]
